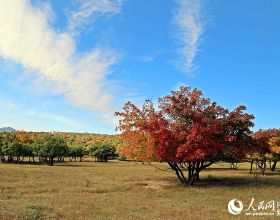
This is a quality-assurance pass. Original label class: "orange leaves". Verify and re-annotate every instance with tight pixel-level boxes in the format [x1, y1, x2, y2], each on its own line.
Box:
[250, 129, 280, 158]
[15, 131, 32, 144]
[270, 136, 280, 154]
[115, 101, 158, 162]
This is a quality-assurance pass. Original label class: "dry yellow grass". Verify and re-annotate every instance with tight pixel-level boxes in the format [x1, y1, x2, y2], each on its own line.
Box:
[0, 160, 280, 219]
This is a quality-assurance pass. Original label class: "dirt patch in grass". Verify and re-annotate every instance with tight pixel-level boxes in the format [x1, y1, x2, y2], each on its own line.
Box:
[137, 180, 175, 190]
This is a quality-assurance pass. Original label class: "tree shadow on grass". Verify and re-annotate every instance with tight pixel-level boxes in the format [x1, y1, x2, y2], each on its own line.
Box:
[260, 170, 280, 176]
[193, 175, 280, 188]
[1, 161, 47, 166]
[1, 161, 91, 167]
[205, 167, 240, 172]
[54, 163, 95, 168]
[54, 161, 115, 167]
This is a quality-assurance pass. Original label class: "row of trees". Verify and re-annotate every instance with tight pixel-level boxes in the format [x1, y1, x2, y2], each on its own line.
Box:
[247, 129, 280, 175]
[8, 131, 119, 150]
[0, 134, 117, 166]
[116, 86, 280, 186]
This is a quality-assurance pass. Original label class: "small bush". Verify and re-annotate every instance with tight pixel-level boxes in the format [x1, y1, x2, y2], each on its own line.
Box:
[15, 204, 45, 220]
[118, 155, 127, 161]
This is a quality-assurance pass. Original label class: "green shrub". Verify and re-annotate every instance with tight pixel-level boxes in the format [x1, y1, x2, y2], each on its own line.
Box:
[118, 155, 127, 161]
[15, 204, 45, 220]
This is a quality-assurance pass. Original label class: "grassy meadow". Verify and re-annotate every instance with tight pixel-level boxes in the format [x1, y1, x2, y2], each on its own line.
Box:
[0, 160, 280, 220]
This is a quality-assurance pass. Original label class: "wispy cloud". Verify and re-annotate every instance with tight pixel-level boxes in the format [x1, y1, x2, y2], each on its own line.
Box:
[134, 55, 155, 63]
[0, 99, 18, 110]
[174, 0, 204, 73]
[25, 109, 81, 127]
[0, 99, 81, 130]
[0, 0, 122, 121]
[67, 0, 125, 34]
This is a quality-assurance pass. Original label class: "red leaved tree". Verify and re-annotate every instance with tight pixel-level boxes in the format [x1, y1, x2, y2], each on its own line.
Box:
[116, 86, 254, 185]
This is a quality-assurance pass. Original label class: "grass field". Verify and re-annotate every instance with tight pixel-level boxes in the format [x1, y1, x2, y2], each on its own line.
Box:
[0, 160, 280, 220]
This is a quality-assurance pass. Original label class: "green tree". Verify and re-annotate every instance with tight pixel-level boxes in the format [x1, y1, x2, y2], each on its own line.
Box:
[0, 134, 4, 162]
[4, 140, 24, 163]
[21, 144, 35, 162]
[68, 146, 85, 162]
[89, 143, 116, 162]
[34, 134, 68, 166]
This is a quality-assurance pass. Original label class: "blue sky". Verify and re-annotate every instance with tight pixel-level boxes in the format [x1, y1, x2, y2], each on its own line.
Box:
[0, 0, 279, 134]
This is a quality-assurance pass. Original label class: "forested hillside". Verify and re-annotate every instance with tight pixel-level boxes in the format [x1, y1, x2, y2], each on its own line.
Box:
[1, 131, 119, 148]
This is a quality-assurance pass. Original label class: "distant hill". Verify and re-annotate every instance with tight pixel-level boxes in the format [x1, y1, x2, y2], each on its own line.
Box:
[0, 127, 16, 132]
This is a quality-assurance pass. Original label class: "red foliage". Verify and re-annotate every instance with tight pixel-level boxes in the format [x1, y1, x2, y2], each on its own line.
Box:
[116, 87, 255, 163]
[116, 86, 255, 185]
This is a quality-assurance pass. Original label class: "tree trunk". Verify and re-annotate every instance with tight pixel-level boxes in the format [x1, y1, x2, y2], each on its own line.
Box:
[261, 160, 266, 175]
[271, 161, 277, 171]
[250, 159, 253, 174]
[168, 161, 213, 186]
[195, 162, 200, 181]
[8, 156, 13, 163]
[49, 157, 54, 166]
[168, 162, 187, 185]
[187, 163, 192, 183]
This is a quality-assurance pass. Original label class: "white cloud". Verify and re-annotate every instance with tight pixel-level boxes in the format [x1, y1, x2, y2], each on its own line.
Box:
[0, 0, 121, 121]
[67, 0, 125, 34]
[174, 0, 204, 73]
